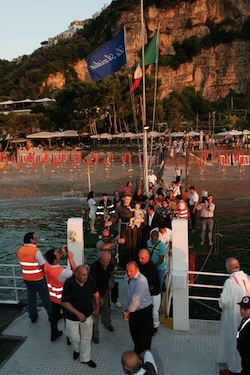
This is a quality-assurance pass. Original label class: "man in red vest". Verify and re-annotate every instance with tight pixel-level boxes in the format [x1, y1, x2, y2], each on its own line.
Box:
[17, 232, 51, 323]
[44, 246, 76, 341]
[176, 194, 189, 220]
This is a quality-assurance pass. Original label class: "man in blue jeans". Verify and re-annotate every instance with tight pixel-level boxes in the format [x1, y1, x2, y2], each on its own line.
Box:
[17, 232, 51, 322]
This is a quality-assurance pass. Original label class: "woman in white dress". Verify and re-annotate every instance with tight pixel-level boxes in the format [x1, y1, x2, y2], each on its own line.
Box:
[87, 191, 97, 234]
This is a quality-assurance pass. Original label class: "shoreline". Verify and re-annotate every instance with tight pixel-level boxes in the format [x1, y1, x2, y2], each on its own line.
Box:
[0, 153, 249, 201]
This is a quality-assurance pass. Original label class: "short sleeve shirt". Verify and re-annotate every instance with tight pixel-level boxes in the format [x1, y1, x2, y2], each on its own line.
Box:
[147, 239, 167, 271]
[62, 275, 98, 320]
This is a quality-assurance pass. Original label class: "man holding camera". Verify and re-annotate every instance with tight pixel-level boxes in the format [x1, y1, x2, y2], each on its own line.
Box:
[197, 194, 215, 246]
[44, 245, 76, 341]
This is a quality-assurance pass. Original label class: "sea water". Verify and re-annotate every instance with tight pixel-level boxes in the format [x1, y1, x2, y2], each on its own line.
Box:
[0, 196, 249, 307]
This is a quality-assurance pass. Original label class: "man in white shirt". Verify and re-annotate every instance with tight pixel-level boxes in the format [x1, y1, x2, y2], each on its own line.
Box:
[218, 258, 250, 375]
[197, 194, 215, 246]
[188, 186, 199, 232]
[148, 170, 157, 186]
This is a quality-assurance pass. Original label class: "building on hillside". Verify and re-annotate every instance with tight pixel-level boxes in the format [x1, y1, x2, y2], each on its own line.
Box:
[47, 20, 88, 47]
[0, 98, 56, 115]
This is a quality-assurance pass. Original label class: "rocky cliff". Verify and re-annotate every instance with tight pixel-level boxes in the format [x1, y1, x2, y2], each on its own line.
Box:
[42, 0, 250, 101]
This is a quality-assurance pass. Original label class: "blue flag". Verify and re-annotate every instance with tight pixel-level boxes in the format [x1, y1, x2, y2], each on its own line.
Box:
[85, 29, 127, 82]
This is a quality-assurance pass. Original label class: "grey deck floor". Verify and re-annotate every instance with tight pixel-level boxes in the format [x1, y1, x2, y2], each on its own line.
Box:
[1, 282, 223, 375]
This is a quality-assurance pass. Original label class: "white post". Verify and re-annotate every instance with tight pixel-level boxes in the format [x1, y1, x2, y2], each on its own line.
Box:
[87, 163, 91, 192]
[172, 218, 189, 331]
[67, 218, 84, 267]
[199, 130, 203, 150]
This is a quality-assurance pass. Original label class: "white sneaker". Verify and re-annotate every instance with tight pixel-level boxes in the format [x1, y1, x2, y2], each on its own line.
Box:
[115, 301, 122, 308]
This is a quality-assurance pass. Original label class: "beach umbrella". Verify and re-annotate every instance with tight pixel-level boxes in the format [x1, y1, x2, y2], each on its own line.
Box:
[26, 131, 54, 139]
[113, 133, 125, 138]
[228, 130, 242, 136]
[243, 129, 250, 135]
[0, 100, 14, 105]
[99, 133, 113, 139]
[124, 132, 139, 139]
[147, 131, 163, 138]
[188, 131, 200, 137]
[52, 130, 79, 138]
[215, 130, 242, 137]
[170, 131, 184, 137]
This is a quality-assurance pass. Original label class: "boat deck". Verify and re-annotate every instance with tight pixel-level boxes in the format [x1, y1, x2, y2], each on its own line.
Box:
[0, 282, 223, 375]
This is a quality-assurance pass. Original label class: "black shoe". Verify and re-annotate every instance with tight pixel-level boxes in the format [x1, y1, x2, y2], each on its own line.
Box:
[51, 330, 63, 342]
[31, 314, 38, 323]
[106, 325, 114, 332]
[73, 351, 79, 360]
[152, 327, 158, 334]
[67, 336, 71, 345]
[82, 360, 97, 368]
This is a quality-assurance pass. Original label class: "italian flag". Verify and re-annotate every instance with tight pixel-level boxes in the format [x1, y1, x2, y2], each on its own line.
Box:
[130, 29, 158, 92]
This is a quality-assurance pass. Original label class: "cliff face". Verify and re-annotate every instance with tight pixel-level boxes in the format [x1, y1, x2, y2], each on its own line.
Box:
[41, 0, 250, 101]
[157, 41, 250, 101]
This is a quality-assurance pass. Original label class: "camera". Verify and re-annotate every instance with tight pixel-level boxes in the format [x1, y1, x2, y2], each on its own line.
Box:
[59, 245, 68, 254]
[201, 197, 209, 203]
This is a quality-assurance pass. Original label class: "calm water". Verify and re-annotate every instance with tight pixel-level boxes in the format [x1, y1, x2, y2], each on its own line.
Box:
[0, 197, 87, 264]
[0, 196, 249, 308]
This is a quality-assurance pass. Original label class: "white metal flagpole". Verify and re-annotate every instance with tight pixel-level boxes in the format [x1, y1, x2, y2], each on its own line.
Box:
[141, 0, 149, 193]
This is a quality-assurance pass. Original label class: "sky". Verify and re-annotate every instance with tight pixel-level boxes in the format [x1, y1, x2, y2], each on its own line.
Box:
[0, 1, 111, 61]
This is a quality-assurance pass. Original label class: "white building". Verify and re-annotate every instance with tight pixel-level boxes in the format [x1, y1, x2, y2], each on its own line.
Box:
[47, 20, 87, 47]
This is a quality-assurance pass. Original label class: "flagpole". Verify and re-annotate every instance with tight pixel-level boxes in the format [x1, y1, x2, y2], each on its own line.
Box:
[150, 25, 160, 165]
[141, 0, 148, 193]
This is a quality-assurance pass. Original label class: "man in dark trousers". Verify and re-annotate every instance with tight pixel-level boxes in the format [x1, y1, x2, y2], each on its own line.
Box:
[17, 232, 51, 323]
[123, 261, 153, 355]
[138, 248, 161, 334]
[237, 296, 250, 375]
[62, 265, 99, 368]
[90, 251, 115, 344]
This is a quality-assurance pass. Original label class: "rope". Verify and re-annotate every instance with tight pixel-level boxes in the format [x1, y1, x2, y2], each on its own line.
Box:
[192, 298, 221, 315]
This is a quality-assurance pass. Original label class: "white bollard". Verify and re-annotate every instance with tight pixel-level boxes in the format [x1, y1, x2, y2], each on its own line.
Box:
[172, 218, 189, 331]
[67, 218, 84, 267]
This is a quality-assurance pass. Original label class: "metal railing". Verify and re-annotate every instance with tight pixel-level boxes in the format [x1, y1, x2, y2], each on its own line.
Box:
[188, 270, 228, 302]
[163, 258, 228, 319]
[0, 264, 25, 304]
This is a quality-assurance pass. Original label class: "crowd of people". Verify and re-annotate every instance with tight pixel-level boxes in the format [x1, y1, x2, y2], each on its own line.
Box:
[16, 169, 250, 374]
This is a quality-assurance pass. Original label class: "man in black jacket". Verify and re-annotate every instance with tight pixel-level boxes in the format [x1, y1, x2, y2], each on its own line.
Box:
[237, 296, 250, 375]
[142, 205, 163, 247]
[96, 193, 115, 233]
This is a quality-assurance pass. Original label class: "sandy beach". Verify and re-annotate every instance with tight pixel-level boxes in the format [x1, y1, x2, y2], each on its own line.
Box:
[0, 150, 249, 201]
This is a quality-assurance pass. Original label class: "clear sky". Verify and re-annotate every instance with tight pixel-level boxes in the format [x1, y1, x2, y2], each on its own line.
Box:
[0, 1, 111, 61]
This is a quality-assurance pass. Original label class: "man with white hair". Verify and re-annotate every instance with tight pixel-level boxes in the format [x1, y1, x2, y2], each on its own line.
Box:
[218, 257, 250, 375]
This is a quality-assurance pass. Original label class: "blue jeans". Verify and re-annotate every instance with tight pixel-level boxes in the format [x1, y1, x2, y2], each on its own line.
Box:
[25, 278, 51, 321]
[158, 269, 166, 290]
